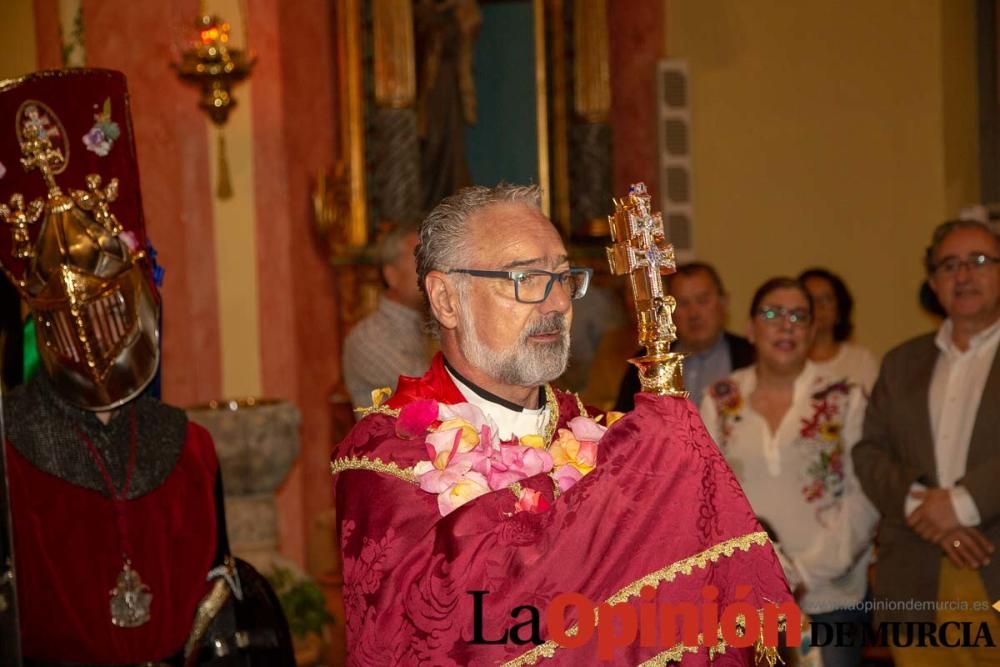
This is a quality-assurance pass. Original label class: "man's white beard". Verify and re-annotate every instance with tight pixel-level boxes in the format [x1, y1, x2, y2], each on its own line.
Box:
[457, 305, 570, 387]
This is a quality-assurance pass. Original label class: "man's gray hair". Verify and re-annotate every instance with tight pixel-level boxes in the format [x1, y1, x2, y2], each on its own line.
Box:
[924, 219, 1000, 274]
[416, 183, 543, 297]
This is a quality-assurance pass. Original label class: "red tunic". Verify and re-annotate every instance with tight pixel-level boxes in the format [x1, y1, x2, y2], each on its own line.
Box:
[8, 422, 218, 664]
[333, 354, 793, 665]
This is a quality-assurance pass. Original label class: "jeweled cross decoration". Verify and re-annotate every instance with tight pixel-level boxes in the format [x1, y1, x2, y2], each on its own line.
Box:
[607, 182, 676, 303]
[606, 182, 687, 397]
[19, 122, 64, 194]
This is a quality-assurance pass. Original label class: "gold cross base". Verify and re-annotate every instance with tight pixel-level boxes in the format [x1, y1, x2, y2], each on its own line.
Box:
[630, 351, 688, 398]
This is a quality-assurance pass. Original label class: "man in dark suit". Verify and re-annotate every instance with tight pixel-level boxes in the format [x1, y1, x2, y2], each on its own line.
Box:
[615, 262, 753, 410]
[853, 219, 1000, 666]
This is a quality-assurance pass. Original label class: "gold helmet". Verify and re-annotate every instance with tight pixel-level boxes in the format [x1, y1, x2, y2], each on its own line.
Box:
[0, 69, 159, 410]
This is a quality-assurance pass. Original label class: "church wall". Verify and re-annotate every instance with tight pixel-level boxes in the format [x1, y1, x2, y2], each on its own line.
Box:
[83, 0, 226, 407]
[610, 0, 664, 196]
[665, 0, 979, 355]
[248, 0, 342, 568]
[0, 2, 36, 81]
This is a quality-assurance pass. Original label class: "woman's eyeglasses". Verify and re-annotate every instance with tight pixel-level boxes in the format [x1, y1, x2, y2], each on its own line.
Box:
[756, 306, 812, 327]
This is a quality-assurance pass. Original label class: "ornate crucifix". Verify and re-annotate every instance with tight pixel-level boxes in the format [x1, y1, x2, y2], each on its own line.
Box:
[606, 182, 687, 397]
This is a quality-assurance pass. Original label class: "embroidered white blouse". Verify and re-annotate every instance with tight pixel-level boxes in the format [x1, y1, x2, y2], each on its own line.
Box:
[699, 362, 879, 615]
[809, 341, 880, 396]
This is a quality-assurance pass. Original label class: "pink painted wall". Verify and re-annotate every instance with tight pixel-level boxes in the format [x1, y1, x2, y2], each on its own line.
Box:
[250, 0, 341, 565]
[82, 0, 223, 406]
[33, 0, 61, 70]
[71, 0, 342, 569]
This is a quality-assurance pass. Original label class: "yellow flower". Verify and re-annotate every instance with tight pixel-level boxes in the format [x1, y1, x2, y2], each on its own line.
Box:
[605, 411, 625, 427]
[818, 422, 841, 442]
[550, 428, 596, 475]
[426, 417, 481, 468]
[437, 473, 490, 516]
[519, 434, 545, 449]
[437, 418, 480, 450]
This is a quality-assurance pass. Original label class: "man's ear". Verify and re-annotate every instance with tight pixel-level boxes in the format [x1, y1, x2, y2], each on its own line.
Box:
[383, 262, 400, 291]
[928, 274, 943, 302]
[425, 271, 460, 330]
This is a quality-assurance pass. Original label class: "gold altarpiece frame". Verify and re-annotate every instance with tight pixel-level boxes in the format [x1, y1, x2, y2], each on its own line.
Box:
[318, 0, 614, 259]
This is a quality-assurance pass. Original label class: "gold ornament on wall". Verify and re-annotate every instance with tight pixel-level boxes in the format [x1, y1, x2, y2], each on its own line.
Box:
[173, 10, 255, 200]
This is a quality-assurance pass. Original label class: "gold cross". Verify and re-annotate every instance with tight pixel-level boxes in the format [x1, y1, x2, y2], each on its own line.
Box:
[0, 193, 44, 259]
[607, 183, 678, 344]
[71, 174, 122, 234]
[606, 183, 687, 397]
[19, 122, 64, 194]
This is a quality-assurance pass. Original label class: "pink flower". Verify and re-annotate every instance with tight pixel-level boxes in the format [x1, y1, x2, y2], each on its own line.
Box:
[118, 231, 139, 252]
[396, 399, 439, 439]
[550, 429, 596, 475]
[414, 458, 475, 493]
[436, 473, 490, 516]
[409, 402, 609, 516]
[424, 407, 491, 468]
[552, 464, 583, 493]
[568, 416, 607, 443]
[514, 487, 550, 514]
[486, 442, 553, 490]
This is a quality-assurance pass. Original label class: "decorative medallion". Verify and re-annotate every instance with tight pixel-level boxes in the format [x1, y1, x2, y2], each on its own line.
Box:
[15, 100, 68, 174]
[109, 559, 152, 628]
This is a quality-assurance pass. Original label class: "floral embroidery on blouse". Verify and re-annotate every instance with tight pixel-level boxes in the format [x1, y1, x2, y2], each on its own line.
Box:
[708, 379, 743, 446]
[798, 379, 850, 506]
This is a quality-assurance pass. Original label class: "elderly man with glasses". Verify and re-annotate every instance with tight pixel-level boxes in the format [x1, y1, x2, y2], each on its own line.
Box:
[853, 219, 1000, 666]
[331, 184, 792, 665]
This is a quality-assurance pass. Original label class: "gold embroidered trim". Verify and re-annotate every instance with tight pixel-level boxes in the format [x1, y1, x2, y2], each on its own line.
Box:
[605, 531, 770, 604]
[501, 531, 772, 666]
[574, 392, 589, 419]
[637, 610, 785, 666]
[542, 384, 560, 446]
[548, 471, 562, 499]
[329, 455, 418, 484]
[354, 387, 400, 418]
[509, 482, 524, 499]
[635, 640, 700, 665]
[354, 403, 401, 419]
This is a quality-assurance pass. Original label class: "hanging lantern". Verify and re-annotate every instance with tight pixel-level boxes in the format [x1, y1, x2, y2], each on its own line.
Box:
[173, 13, 255, 199]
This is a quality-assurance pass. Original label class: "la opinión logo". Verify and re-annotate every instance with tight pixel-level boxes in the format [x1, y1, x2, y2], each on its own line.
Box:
[469, 586, 800, 660]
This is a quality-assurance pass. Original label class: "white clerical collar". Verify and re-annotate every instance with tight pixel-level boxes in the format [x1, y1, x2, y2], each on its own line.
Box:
[443, 359, 549, 441]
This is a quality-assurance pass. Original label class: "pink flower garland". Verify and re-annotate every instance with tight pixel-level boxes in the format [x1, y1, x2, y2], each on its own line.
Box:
[397, 400, 614, 516]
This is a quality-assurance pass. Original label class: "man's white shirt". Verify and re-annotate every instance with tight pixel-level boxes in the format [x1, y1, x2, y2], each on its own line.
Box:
[904, 316, 1000, 523]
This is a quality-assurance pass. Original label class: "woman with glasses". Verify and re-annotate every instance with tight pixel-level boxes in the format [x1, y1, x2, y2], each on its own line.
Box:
[798, 268, 879, 395]
[700, 277, 879, 667]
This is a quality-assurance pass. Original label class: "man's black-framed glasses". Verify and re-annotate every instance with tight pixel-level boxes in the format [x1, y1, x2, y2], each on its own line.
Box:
[448, 267, 594, 304]
[932, 253, 1000, 277]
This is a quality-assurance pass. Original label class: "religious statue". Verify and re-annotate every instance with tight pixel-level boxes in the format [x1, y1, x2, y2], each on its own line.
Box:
[415, 0, 481, 211]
